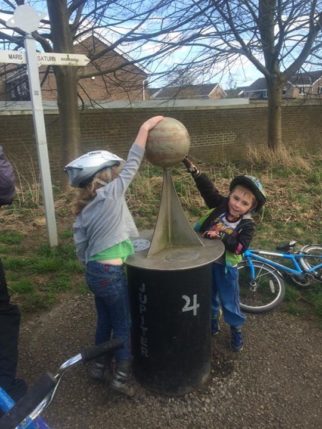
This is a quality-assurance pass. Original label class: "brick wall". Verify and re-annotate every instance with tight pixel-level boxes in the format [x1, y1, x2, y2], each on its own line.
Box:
[1, 100, 321, 186]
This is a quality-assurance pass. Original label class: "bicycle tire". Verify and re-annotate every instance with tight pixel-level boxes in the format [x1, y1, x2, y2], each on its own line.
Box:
[298, 245, 322, 283]
[238, 261, 285, 313]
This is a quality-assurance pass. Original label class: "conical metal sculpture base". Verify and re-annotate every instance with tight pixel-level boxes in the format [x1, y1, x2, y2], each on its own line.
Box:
[147, 169, 203, 257]
[127, 169, 224, 271]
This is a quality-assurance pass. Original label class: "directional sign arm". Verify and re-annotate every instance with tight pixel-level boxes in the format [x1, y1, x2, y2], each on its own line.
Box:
[0, 50, 89, 67]
[37, 53, 90, 66]
[0, 50, 26, 64]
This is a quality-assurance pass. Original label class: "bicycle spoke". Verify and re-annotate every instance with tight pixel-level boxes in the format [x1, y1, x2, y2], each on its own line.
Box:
[238, 261, 285, 313]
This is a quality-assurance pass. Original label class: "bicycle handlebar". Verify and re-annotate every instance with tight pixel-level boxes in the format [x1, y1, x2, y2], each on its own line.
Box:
[0, 338, 124, 429]
[81, 338, 123, 362]
[0, 373, 56, 429]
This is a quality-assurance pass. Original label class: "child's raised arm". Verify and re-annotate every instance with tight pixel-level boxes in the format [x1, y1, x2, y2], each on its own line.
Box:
[133, 116, 164, 149]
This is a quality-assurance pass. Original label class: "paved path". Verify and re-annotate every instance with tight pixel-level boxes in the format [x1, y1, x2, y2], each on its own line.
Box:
[18, 294, 322, 429]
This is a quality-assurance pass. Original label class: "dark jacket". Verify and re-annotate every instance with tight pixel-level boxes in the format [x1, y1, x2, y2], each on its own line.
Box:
[194, 173, 255, 255]
[0, 145, 15, 206]
[0, 148, 26, 401]
[0, 147, 15, 303]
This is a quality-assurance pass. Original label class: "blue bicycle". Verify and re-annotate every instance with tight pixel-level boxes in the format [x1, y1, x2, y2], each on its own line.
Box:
[0, 339, 122, 429]
[238, 241, 322, 313]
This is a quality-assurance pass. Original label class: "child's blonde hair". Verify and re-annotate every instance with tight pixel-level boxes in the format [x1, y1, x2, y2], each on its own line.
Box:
[73, 164, 122, 215]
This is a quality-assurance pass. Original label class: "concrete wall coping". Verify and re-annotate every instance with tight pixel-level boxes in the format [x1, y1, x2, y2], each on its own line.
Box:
[0, 98, 321, 116]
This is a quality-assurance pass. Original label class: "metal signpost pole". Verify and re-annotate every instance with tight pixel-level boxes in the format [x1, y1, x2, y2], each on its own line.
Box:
[1, 5, 89, 247]
[24, 34, 58, 247]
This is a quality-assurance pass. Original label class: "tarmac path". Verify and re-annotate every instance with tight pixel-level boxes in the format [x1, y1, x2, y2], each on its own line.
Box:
[18, 294, 322, 429]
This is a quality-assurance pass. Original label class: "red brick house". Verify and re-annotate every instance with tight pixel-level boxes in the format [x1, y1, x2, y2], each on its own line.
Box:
[0, 35, 148, 103]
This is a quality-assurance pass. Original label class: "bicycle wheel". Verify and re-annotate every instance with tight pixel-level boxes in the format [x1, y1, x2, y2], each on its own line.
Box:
[238, 261, 285, 313]
[298, 245, 322, 283]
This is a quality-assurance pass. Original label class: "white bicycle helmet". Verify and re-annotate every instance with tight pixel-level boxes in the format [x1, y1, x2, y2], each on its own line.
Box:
[64, 150, 124, 188]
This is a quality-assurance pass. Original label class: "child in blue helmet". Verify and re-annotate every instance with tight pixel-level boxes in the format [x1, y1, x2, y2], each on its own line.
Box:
[183, 157, 266, 352]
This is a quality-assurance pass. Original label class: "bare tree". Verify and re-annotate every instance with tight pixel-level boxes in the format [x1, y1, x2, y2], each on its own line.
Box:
[158, 0, 322, 150]
[0, 0, 173, 162]
[138, 0, 322, 150]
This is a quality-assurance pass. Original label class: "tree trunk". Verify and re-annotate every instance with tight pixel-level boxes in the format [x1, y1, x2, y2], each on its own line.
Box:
[54, 67, 80, 163]
[266, 75, 283, 151]
[46, 0, 81, 165]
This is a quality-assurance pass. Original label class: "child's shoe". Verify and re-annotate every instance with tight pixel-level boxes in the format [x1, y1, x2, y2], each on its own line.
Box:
[88, 355, 113, 382]
[230, 327, 243, 352]
[211, 318, 220, 336]
[111, 361, 135, 398]
[88, 361, 106, 381]
[211, 309, 222, 336]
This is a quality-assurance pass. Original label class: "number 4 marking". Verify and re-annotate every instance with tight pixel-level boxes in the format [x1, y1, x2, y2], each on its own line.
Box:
[182, 294, 200, 316]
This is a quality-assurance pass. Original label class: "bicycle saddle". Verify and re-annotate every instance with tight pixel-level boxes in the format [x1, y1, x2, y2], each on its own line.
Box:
[276, 241, 297, 252]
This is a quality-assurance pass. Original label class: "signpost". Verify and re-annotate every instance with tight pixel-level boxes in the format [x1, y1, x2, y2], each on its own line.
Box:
[0, 50, 90, 66]
[1, 5, 89, 247]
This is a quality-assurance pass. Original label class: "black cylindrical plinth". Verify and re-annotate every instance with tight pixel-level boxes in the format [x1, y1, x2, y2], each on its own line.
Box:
[127, 264, 212, 395]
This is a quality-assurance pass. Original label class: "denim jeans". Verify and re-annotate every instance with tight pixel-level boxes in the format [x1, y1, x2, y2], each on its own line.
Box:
[85, 261, 131, 363]
[212, 263, 246, 329]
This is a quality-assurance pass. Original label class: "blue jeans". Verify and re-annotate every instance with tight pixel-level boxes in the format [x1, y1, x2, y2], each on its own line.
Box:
[212, 263, 246, 329]
[85, 261, 131, 363]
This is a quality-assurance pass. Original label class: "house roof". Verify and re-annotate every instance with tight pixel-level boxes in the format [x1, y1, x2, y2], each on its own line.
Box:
[148, 87, 160, 96]
[288, 70, 322, 85]
[74, 31, 149, 77]
[74, 34, 148, 78]
[244, 70, 322, 93]
[152, 83, 222, 99]
[244, 78, 266, 92]
[225, 87, 248, 98]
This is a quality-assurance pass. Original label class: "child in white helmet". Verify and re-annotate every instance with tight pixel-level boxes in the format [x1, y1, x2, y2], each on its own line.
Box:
[65, 116, 163, 397]
[183, 156, 266, 352]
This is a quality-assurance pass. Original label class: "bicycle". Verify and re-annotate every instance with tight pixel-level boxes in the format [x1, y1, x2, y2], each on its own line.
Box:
[238, 241, 322, 314]
[0, 338, 123, 429]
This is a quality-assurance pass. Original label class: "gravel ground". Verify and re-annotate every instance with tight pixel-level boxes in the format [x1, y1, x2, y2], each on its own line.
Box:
[18, 294, 322, 429]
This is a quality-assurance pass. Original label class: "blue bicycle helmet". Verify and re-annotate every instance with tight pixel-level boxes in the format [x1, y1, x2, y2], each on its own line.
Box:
[229, 175, 266, 212]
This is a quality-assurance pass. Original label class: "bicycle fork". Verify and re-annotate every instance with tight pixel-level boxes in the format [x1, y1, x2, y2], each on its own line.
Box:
[245, 259, 276, 294]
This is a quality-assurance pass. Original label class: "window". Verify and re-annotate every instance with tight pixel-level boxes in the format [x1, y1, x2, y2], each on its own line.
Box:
[6, 76, 30, 101]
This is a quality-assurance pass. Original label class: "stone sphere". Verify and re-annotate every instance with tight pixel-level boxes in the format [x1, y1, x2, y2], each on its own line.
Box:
[146, 117, 191, 167]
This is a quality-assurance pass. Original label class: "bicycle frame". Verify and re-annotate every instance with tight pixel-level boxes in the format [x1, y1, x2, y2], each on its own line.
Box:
[0, 388, 50, 429]
[243, 249, 322, 277]
[0, 339, 123, 429]
[0, 353, 83, 429]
